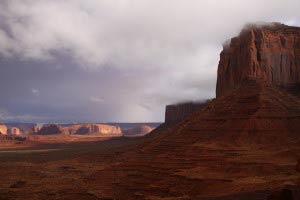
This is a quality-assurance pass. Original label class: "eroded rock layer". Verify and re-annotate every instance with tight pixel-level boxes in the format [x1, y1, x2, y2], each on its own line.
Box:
[62, 124, 122, 136]
[7, 127, 21, 136]
[216, 23, 300, 98]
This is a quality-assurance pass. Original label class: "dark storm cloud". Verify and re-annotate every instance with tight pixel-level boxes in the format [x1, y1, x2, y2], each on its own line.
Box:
[0, 0, 299, 122]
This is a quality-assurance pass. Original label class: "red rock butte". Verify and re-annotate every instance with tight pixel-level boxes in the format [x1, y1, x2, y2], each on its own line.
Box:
[216, 22, 300, 98]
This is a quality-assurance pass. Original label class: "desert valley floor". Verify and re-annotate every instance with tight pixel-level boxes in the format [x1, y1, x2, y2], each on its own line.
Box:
[1, 123, 300, 200]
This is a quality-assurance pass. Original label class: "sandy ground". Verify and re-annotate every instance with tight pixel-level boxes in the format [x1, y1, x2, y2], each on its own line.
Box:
[0, 135, 299, 200]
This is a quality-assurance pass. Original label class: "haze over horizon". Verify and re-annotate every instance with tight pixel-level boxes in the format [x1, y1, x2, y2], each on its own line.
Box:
[0, 0, 300, 123]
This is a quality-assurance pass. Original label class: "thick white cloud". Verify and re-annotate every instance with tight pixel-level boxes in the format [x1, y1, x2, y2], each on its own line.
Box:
[1, 0, 299, 67]
[0, 0, 299, 122]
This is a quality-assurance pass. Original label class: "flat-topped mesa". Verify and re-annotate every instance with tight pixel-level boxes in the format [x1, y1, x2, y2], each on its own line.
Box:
[62, 123, 122, 136]
[7, 127, 21, 136]
[216, 22, 300, 98]
[37, 123, 122, 136]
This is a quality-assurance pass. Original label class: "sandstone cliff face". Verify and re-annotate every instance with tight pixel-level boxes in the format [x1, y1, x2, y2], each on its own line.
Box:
[7, 127, 21, 136]
[37, 123, 122, 136]
[4, 123, 35, 135]
[33, 124, 40, 134]
[165, 101, 208, 124]
[0, 125, 7, 135]
[216, 23, 300, 98]
[62, 123, 122, 136]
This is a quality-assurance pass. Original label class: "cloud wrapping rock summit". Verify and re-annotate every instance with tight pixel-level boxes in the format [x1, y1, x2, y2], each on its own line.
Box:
[0, 0, 299, 122]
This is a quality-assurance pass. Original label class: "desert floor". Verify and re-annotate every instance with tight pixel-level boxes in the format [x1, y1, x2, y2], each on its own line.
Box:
[0, 135, 300, 200]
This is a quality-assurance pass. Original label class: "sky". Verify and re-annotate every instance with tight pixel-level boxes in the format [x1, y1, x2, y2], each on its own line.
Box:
[0, 0, 300, 123]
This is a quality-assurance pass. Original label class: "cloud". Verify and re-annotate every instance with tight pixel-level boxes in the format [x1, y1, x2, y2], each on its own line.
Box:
[31, 88, 39, 96]
[0, 108, 44, 122]
[1, 0, 299, 68]
[0, 0, 299, 122]
[89, 96, 104, 103]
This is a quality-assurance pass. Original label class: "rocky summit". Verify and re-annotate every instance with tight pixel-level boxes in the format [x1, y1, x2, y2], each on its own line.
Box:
[216, 23, 300, 98]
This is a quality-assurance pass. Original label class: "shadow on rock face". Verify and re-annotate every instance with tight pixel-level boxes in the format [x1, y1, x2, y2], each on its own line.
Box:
[267, 187, 300, 200]
[75, 127, 89, 135]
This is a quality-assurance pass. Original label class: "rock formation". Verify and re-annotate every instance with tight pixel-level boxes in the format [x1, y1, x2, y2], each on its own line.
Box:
[165, 101, 208, 123]
[122, 125, 155, 136]
[34, 123, 122, 136]
[4, 123, 36, 135]
[160, 23, 300, 146]
[38, 124, 63, 135]
[216, 23, 300, 98]
[62, 123, 122, 136]
[33, 124, 40, 134]
[0, 125, 7, 135]
[7, 127, 21, 136]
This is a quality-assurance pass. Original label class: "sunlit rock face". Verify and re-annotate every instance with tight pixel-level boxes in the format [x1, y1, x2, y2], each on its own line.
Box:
[7, 127, 21, 136]
[33, 124, 40, 134]
[0, 125, 8, 135]
[165, 102, 208, 124]
[216, 23, 300, 98]
[62, 124, 122, 136]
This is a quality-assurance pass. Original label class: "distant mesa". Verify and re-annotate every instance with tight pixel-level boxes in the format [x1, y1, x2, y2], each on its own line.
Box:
[0, 124, 26, 144]
[217, 22, 300, 98]
[62, 123, 122, 136]
[37, 123, 123, 137]
[4, 123, 37, 135]
[0, 125, 20, 136]
[0, 124, 34, 137]
[0, 125, 7, 135]
[11, 122, 156, 138]
[33, 124, 40, 133]
[7, 127, 21, 136]
[38, 124, 62, 135]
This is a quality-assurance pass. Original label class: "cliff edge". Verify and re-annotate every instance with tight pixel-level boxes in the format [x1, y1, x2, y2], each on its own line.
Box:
[216, 23, 300, 97]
